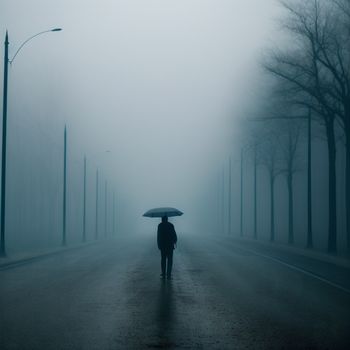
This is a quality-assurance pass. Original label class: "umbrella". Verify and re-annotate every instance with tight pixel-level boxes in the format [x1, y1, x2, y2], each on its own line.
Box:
[143, 207, 183, 218]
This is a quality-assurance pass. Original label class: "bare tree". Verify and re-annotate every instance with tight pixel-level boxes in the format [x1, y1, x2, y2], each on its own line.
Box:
[259, 125, 283, 242]
[306, 109, 313, 248]
[245, 126, 262, 239]
[263, 0, 348, 252]
[277, 119, 303, 244]
[326, 0, 350, 250]
[239, 117, 267, 239]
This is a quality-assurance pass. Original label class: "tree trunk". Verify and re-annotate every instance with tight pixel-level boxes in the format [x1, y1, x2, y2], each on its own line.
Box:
[326, 118, 337, 253]
[287, 172, 294, 244]
[307, 111, 313, 248]
[270, 173, 275, 242]
[344, 108, 350, 252]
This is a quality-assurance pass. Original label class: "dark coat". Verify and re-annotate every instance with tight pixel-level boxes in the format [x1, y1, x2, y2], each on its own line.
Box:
[157, 222, 177, 251]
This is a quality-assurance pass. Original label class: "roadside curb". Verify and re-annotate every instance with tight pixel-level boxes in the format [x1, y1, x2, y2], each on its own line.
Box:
[0, 240, 101, 270]
[227, 236, 350, 269]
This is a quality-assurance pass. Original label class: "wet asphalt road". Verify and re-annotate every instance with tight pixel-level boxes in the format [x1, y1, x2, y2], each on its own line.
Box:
[0, 234, 349, 349]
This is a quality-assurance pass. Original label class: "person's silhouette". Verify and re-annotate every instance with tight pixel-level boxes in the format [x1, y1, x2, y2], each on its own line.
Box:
[157, 216, 177, 279]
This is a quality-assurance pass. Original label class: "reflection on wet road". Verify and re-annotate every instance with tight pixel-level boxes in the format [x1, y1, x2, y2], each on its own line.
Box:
[156, 281, 175, 345]
[0, 234, 349, 349]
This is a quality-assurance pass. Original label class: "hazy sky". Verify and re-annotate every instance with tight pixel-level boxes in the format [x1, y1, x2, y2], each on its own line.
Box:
[1, 0, 280, 231]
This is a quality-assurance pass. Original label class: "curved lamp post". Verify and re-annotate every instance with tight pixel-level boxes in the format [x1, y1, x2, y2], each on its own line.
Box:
[0, 28, 62, 257]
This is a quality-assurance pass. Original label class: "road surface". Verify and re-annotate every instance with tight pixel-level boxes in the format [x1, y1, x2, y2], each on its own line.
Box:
[0, 234, 349, 349]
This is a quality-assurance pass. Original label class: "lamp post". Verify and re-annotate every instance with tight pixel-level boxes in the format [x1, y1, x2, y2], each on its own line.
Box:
[104, 180, 107, 237]
[95, 169, 99, 239]
[113, 191, 116, 235]
[0, 28, 62, 257]
[240, 148, 244, 237]
[82, 156, 87, 242]
[253, 142, 257, 239]
[0, 32, 9, 257]
[228, 156, 232, 235]
[92, 150, 112, 240]
[62, 125, 67, 246]
[221, 166, 225, 235]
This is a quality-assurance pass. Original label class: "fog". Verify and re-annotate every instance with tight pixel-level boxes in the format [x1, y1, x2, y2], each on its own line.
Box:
[1, 2, 350, 348]
[1, 0, 348, 257]
[0, 0, 280, 252]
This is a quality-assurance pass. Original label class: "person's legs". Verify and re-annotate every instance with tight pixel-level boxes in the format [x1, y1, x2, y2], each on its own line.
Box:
[160, 250, 166, 277]
[166, 250, 173, 278]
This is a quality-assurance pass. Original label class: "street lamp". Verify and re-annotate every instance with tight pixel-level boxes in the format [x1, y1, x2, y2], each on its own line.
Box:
[9, 28, 62, 64]
[93, 150, 112, 240]
[0, 28, 62, 257]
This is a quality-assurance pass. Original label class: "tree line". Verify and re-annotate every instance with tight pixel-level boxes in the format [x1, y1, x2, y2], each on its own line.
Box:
[236, 0, 349, 254]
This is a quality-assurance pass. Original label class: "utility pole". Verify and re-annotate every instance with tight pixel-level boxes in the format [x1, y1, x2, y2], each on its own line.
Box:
[0, 32, 9, 257]
[62, 125, 67, 246]
[253, 143, 257, 239]
[82, 156, 87, 242]
[221, 166, 225, 235]
[95, 169, 99, 239]
[0, 29, 61, 256]
[113, 191, 116, 235]
[217, 172, 220, 232]
[104, 180, 107, 237]
[307, 110, 313, 248]
[228, 156, 232, 235]
[240, 148, 243, 237]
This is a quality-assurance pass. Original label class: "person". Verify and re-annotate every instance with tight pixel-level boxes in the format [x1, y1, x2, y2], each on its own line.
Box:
[157, 216, 177, 280]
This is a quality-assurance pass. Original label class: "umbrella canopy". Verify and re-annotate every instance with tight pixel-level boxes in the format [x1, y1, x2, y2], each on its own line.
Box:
[143, 207, 183, 218]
